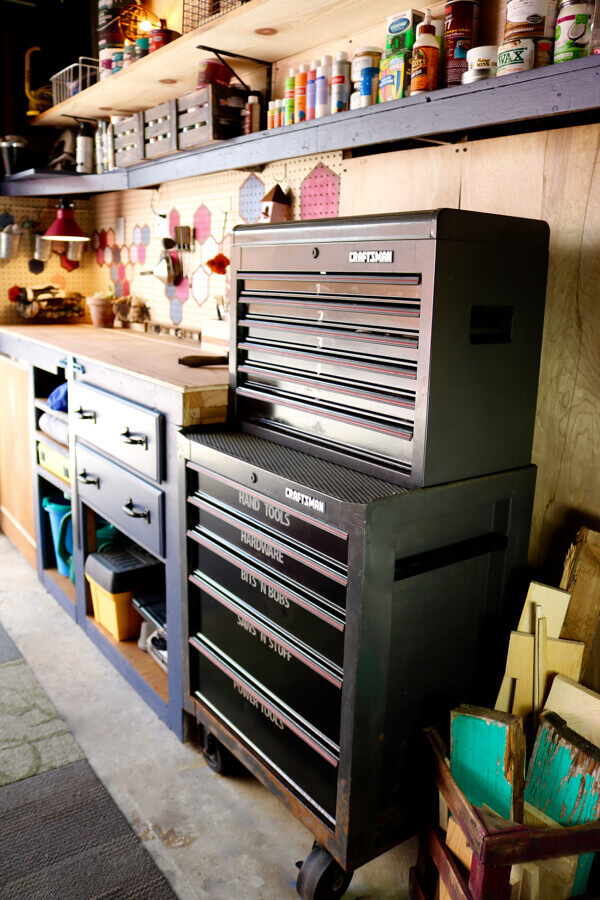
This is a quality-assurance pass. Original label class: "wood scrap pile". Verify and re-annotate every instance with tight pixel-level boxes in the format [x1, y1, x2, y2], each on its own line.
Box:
[436, 527, 600, 899]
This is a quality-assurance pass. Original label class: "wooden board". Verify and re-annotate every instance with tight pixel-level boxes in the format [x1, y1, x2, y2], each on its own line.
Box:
[450, 705, 525, 823]
[517, 582, 571, 638]
[521, 803, 578, 900]
[560, 533, 600, 692]
[525, 712, 600, 895]
[501, 631, 584, 719]
[0, 355, 36, 568]
[544, 674, 600, 747]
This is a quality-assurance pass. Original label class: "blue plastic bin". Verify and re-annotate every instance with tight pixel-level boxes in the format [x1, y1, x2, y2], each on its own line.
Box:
[42, 495, 72, 577]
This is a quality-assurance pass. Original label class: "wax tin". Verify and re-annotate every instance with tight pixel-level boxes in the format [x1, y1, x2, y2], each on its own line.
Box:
[553, 0, 593, 61]
[443, 0, 480, 86]
[497, 37, 535, 73]
[466, 45, 498, 70]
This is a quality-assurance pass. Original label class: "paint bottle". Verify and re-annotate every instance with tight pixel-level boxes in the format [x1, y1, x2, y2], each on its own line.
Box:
[410, 9, 439, 93]
[294, 64, 309, 123]
[315, 55, 332, 118]
[76, 121, 95, 173]
[274, 98, 284, 128]
[307, 59, 319, 120]
[284, 69, 296, 126]
[330, 51, 351, 113]
[267, 100, 276, 129]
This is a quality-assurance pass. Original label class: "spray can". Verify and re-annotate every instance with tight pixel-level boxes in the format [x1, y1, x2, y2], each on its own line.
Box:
[330, 51, 351, 113]
[411, 9, 440, 93]
[244, 95, 260, 134]
[76, 121, 95, 174]
[284, 69, 296, 126]
[315, 55, 332, 118]
[307, 59, 319, 120]
[294, 64, 309, 123]
[267, 100, 276, 129]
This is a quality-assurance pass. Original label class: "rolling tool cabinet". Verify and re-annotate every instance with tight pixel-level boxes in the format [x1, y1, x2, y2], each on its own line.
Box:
[179, 209, 550, 898]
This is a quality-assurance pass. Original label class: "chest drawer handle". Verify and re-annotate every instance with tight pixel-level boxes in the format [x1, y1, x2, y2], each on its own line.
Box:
[78, 469, 100, 487]
[122, 498, 151, 523]
[120, 428, 148, 450]
[74, 405, 96, 423]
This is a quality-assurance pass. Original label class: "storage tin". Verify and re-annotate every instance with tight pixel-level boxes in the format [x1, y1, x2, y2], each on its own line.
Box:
[553, 0, 593, 61]
[466, 45, 498, 70]
[497, 37, 536, 73]
[504, 0, 559, 39]
[443, 0, 480, 86]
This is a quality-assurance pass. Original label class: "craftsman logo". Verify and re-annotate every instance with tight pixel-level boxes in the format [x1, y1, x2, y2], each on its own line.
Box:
[348, 250, 394, 264]
[285, 487, 326, 514]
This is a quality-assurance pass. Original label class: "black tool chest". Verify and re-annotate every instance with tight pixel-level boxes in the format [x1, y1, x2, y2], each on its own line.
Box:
[179, 210, 550, 897]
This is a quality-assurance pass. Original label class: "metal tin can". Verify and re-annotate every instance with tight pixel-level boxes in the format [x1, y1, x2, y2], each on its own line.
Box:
[443, 0, 480, 86]
[497, 37, 536, 73]
[504, 0, 558, 39]
[554, 0, 593, 61]
[462, 66, 496, 82]
[534, 36, 554, 64]
[466, 45, 498, 70]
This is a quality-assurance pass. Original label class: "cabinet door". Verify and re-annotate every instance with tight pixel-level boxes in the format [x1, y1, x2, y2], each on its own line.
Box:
[0, 356, 35, 567]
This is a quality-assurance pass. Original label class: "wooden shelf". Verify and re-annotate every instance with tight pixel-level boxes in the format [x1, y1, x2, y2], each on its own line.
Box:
[43, 567, 77, 604]
[3, 54, 599, 197]
[35, 398, 69, 423]
[37, 463, 71, 493]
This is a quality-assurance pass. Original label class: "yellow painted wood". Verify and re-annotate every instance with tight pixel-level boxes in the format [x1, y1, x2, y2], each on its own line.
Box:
[503, 631, 584, 718]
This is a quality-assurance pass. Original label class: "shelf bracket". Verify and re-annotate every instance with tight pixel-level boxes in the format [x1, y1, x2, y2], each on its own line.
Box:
[196, 44, 272, 102]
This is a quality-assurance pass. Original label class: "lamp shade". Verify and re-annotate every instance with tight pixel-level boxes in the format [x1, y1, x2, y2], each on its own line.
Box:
[42, 200, 89, 242]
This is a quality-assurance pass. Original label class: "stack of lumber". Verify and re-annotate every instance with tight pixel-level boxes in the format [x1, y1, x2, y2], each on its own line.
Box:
[437, 527, 600, 899]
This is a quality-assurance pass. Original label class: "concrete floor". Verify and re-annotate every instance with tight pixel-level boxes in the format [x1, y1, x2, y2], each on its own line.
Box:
[0, 534, 417, 899]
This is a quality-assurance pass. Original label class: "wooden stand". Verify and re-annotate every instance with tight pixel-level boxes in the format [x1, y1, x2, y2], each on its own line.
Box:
[410, 728, 600, 900]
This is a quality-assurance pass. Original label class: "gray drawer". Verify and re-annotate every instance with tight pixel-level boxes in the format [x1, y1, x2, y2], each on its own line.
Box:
[76, 442, 164, 557]
[70, 382, 162, 483]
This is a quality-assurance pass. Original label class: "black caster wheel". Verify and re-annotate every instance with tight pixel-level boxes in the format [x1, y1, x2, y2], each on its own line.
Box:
[296, 843, 353, 899]
[201, 731, 236, 775]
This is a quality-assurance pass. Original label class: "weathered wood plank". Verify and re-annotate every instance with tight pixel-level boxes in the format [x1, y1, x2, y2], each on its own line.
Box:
[524, 712, 600, 895]
[545, 674, 600, 748]
[450, 705, 525, 823]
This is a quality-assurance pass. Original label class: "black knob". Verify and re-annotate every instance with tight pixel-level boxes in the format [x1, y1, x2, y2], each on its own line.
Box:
[312, 247, 319, 258]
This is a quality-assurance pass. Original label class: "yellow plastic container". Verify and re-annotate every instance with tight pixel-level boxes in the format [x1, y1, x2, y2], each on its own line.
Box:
[37, 440, 71, 483]
[86, 575, 142, 640]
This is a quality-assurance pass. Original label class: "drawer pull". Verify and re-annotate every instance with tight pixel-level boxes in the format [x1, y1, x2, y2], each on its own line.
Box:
[122, 498, 151, 523]
[78, 469, 100, 487]
[74, 405, 96, 423]
[120, 428, 148, 450]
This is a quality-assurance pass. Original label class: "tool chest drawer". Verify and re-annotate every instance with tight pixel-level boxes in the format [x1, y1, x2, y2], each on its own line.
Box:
[70, 381, 162, 483]
[188, 532, 345, 668]
[187, 496, 348, 609]
[187, 464, 349, 565]
[189, 574, 343, 744]
[190, 636, 338, 825]
[76, 442, 164, 557]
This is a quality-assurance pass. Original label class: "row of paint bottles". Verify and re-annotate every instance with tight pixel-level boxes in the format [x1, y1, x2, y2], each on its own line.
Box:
[268, 52, 351, 128]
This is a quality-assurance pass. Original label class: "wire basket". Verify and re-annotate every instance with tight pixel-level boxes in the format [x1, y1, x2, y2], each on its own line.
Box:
[182, 0, 250, 33]
[16, 293, 85, 321]
[51, 57, 99, 106]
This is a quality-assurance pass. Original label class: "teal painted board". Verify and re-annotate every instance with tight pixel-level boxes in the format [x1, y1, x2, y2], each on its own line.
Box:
[450, 704, 525, 823]
[525, 711, 600, 896]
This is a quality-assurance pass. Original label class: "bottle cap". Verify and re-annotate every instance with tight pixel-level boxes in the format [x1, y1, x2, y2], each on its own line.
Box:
[299, 64, 309, 72]
[418, 9, 436, 35]
[311, 59, 320, 69]
[321, 54, 332, 66]
[248, 95, 259, 104]
[268, 100, 276, 109]
[356, 46, 383, 54]
[288, 68, 296, 77]
[336, 50, 348, 61]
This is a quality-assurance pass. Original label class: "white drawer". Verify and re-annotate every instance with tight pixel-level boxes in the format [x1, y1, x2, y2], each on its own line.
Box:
[70, 381, 162, 483]
[76, 442, 164, 558]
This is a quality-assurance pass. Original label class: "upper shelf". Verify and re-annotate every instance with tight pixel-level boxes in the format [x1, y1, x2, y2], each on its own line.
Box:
[33, 0, 419, 127]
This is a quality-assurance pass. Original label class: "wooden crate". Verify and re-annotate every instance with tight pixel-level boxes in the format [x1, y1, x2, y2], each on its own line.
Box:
[177, 84, 247, 151]
[112, 113, 144, 167]
[144, 99, 178, 160]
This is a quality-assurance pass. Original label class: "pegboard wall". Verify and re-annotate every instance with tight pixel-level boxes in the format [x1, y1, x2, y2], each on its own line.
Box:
[0, 199, 92, 326]
[88, 151, 346, 332]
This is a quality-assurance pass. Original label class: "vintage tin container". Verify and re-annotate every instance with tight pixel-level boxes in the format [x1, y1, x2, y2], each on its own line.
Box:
[553, 0, 593, 61]
[443, 0, 480, 86]
[504, 0, 559, 39]
[497, 37, 536, 73]
[534, 36, 554, 64]
[466, 44, 498, 70]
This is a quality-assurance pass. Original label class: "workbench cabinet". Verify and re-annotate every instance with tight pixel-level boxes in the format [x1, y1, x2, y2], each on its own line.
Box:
[180, 428, 536, 878]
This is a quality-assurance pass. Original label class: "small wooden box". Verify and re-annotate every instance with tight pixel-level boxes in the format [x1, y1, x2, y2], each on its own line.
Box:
[112, 112, 144, 167]
[144, 99, 178, 160]
[177, 84, 247, 151]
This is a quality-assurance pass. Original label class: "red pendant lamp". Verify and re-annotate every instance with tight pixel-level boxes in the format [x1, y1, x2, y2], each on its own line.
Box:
[42, 199, 89, 242]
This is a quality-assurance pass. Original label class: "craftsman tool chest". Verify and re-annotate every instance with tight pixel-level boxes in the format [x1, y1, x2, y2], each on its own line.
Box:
[179, 209, 549, 885]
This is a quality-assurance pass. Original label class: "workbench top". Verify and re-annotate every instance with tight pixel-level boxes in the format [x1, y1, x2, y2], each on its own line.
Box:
[0, 324, 229, 394]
